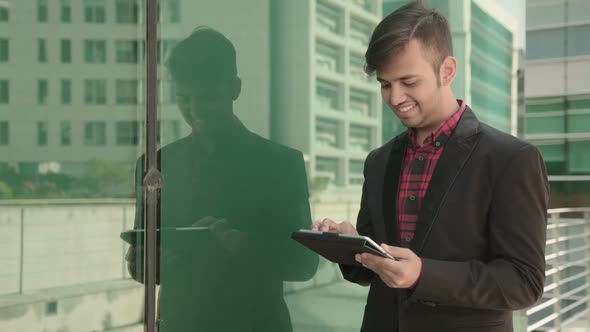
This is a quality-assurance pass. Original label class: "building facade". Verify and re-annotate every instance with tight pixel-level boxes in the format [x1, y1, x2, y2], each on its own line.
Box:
[525, 0, 590, 207]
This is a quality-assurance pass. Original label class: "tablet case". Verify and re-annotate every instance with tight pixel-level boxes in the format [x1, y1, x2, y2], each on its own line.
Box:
[291, 230, 394, 266]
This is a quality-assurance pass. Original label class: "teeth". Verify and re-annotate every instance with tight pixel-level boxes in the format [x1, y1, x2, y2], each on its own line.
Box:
[399, 103, 416, 113]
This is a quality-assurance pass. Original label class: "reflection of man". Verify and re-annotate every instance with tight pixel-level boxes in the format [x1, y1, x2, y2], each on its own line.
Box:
[126, 27, 318, 332]
[314, 3, 549, 332]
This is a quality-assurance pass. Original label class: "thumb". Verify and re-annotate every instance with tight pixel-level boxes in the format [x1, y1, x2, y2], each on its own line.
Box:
[380, 244, 411, 259]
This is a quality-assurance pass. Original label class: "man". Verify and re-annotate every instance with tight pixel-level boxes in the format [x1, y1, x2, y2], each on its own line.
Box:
[126, 27, 318, 332]
[313, 2, 549, 331]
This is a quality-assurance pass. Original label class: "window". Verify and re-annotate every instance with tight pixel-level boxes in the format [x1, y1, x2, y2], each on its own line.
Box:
[60, 121, 71, 145]
[0, 122, 8, 145]
[115, 40, 141, 63]
[61, 39, 71, 63]
[84, 121, 106, 146]
[349, 159, 364, 185]
[84, 80, 106, 104]
[0, 80, 8, 104]
[0, 6, 8, 22]
[315, 156, 339, 186]
[61, 0, 71, 23]
[116, 0, 140, 24]
[0, 38, 8, 62]
[38, 0, 48, 22]
[61, 80, 71, 104]
[84, 0, 106, 23]
[316, 2, 341, 34]
[350, 19, 371, 46]
[350, 54, 367, 81]
[349, 125, 371, 152]
[38, 39, 48, 63]
[316, 80, 340, 110]
[316, 42, 341, 73]
[38, 80, 48, 104]
[37, 121, 48, 146]
[315, 118, 339, 148]
[84, 40, 106, 63]
[116, 80, 138, 104]
[116, 121, 139, 145]
[160, 0, 180, 23]
[350, 90, 372, 117]
[45, 301, 58, 315]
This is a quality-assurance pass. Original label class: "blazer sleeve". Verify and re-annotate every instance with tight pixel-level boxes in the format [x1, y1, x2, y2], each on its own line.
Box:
[339, 151, 377, 286]
[409, 144, 549, 310]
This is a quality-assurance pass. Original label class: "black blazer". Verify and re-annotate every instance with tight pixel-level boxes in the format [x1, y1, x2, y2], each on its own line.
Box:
[342, 108, 549, 332]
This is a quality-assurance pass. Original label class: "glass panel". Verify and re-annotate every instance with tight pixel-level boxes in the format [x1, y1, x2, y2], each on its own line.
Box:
[61, 39, 71, 63]
[526, 115, 565, 134]
[349, 124, 372, 152]
[0, 3, 145, 331]
[315, 117, 340, 148]
[527, 28, 567, 60]
[316, 80, 341, 111]
[0, 38, 8, 62]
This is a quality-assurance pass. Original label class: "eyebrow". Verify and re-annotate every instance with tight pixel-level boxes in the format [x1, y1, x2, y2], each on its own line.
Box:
[376, 75, 418, 83]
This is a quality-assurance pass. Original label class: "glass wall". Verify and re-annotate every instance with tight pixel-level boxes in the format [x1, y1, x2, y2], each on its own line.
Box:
[1, 1, 560, 332]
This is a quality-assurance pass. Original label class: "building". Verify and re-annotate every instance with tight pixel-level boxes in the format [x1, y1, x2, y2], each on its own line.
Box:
[271, 0, 383, 191]
[524, 0, 590, 207]
[381, 0, 521, 140]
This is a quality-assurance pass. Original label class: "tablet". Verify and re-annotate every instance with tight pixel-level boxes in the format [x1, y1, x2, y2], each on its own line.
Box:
[291, 229, 397, 266]
[120, 226, 209, 245]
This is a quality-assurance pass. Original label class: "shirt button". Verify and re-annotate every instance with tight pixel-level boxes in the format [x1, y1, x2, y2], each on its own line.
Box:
[409, 195, 416, 201]
[435, 141, 441, 147]
[417, 156, 424, 161]
[404, 237, 412, 242]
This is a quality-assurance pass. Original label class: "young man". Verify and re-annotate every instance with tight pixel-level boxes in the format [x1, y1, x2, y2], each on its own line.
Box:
[313, 2, 549, 331]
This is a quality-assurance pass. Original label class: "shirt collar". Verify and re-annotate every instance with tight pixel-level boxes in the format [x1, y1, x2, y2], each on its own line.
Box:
[408, 99, 467, 148]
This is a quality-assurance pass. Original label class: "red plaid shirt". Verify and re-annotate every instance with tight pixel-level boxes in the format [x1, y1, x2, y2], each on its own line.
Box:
[397, 100, 467, 245]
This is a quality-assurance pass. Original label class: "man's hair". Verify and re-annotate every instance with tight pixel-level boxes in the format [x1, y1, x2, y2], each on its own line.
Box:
[364, 1, 452, 75]
[165, 26, 237, 84]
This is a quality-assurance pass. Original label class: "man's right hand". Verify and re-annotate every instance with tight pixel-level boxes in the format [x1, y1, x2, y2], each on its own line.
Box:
[312, 218, 359, 236]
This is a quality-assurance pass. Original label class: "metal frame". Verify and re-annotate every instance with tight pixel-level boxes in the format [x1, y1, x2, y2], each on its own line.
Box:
[525, 208, 590, 332]
[143, 0, 160, 331]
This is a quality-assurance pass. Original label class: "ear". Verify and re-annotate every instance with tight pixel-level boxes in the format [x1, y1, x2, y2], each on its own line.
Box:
[231, 77, 242, 101]
[439, 56, 457, 87]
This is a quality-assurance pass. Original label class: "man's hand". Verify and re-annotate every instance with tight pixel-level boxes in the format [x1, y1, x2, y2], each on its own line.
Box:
[312, 218, 358, 235]
[355, 244, 422, 289]
[193, 216, 242, 252]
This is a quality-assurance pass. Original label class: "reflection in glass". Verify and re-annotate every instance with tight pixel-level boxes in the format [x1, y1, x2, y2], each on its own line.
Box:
[126, 27, 318, 332]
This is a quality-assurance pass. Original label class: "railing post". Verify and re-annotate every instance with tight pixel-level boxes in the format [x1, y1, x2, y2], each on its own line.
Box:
[584, 211, 590, 324]
[551, 212, 562, 331]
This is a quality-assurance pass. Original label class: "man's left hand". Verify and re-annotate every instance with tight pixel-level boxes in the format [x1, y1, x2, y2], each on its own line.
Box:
[355, 244, 422, 289]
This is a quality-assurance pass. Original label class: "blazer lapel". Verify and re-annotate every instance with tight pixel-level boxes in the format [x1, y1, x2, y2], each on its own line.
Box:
[372, 134, 407, 247]
[410, 108, 481, 254]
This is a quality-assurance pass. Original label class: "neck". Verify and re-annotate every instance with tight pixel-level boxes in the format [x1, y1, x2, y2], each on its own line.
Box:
[414, 95, 458, 144]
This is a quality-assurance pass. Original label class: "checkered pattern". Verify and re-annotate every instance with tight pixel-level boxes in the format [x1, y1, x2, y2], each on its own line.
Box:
[397, 101, 467, 245]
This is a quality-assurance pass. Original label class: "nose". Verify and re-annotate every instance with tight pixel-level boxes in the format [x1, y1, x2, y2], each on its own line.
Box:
[390, 86, 406, 106]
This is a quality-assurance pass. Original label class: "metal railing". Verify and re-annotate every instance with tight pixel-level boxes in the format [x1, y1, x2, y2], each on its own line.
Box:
[525, 208, 590, 332]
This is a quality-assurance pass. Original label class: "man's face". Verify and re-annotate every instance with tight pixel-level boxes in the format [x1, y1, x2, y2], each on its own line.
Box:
[175, 79, 235, 131]
[377, 38, 445, 135]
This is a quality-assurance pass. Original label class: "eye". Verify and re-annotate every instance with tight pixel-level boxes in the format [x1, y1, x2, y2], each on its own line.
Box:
[380, 83, 390, 89]
[403, 81, 417, 87]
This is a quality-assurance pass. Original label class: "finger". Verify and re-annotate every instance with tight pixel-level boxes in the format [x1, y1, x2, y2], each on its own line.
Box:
[381, 244, 413, 259]
[319, 218, 337, 232]
[311, 220, 322, 231]
[192, 216, 218, 227]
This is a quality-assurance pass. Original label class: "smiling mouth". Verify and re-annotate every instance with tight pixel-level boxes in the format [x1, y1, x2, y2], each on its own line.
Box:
[398, 103, 416, 113]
